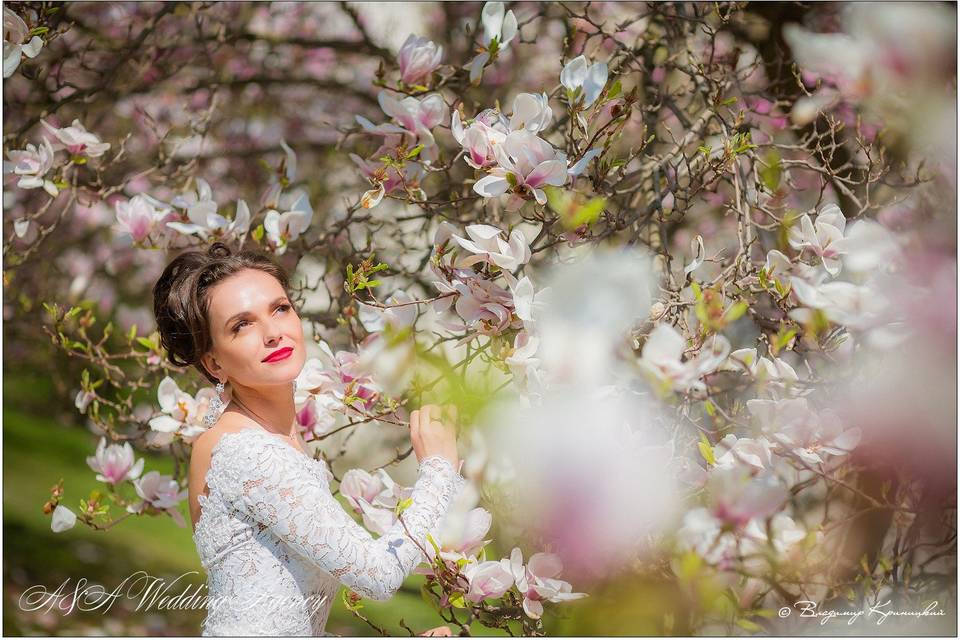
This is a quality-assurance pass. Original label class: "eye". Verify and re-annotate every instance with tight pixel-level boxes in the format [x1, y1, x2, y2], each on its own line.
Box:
[231, 320, 249, 334]
[276, 303, 291, 314]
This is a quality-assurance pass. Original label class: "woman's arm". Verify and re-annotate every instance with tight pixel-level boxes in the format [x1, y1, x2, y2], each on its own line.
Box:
[218, 436, 465, 600]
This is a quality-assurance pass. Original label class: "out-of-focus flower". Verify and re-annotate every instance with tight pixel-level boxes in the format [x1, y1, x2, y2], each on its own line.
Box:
[86, 437, 144, 485]
[440, 506, 492, 558]
[706, 467, 788, 528]
[357, 290, 417, 333]
[398, 34, 443, 86]
[726, 348, 799, 388]
[75, 390, 95, 414]
[41, 119, 111, 158]
[747, 398, 862, 464]
[712, 434, 773, 472]
[128, 471, 189, 527]
[3, 7, 43, 78]
[789, 277, 889, 332]
[560, 55, 609, 108]
[50, 504, 77, 533]
[787, 204, 848, 276]
[3, 137, 59, 196]
[114, 194, 177, 245]
[639, 324, 731, 395]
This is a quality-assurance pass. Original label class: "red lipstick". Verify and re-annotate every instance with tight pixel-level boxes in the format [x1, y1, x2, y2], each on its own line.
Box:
[262, 347, 293, 363]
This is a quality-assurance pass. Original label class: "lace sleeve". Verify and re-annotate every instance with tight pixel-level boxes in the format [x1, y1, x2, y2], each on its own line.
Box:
[218, 436, 465, 601]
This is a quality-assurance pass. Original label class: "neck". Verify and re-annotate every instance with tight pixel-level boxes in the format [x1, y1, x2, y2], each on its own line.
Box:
[226, 381, 297, 436]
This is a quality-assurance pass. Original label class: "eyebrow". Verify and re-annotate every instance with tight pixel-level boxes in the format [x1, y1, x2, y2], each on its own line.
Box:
[223, 296, 289, 330]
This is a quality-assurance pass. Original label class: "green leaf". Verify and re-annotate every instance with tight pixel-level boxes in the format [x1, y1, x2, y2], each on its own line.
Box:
[720, 96, 738, 106]
[251, 224, 264, 243]
[607, 79, 622, 100]
[365, 279, 382, 289]
[723, 300, 748, 323]
[395, 497, 413, 516]
[136, 337, 155, 350]
[698, 438, 715, 466]
[572, 196, 607, 227]
[759, 149, 782, 192]
[405, 144, 425, 160]
[127, 324, 138, 341]
[448, 592, 467, 609]
[736, 619, 762, 632]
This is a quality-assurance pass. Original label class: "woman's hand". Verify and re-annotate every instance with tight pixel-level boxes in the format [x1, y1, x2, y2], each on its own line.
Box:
[409, 404, 459, 469]
[419, 625, 453, 636]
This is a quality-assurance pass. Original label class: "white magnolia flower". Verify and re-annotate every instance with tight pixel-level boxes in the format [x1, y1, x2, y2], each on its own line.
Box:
[473, 129, 568, 206]
[726, 348, 799, 386]
[509, 92, 553, 134]
[263, 189, 312, 254]
[167, 179, 251, 241]
[560, 55, 609, 108]
[3, 7, 43, 79]
[467, 2, 518, 84]
[639, 324, 731, 394]
[451, 224, 531, 271]
[148, 377, 214, 445]
[787, 204, 847, 276]
[41, 119, 111, 158]
[713, 434, 774, 472]
[3, 137, 59, 196]
[50, 504, 77, 533]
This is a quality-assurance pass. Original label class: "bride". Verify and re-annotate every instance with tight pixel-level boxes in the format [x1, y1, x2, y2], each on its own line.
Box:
[152, 242, 463, 636]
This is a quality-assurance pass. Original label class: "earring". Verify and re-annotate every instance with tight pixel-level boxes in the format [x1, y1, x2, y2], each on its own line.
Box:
[203, 380, 226, 428]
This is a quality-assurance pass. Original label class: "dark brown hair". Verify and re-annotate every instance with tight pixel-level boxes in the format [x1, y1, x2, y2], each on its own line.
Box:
[152, 242, 291, 384]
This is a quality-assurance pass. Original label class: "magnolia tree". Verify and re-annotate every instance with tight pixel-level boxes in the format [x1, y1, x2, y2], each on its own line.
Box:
[4, 1, 956, 635]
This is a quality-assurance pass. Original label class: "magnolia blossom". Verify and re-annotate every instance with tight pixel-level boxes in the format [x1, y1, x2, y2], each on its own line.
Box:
[706, 467, 789, 528]
[450, 224, 531, 271]
[474, 130, 568, 207]
[296, 346, 380, 413]
[3, 7, 43, 78]
[3, 137, 59, 196]
[509, 92, 553, 134]
[747, 397, 862, 464]
[841, 218, 901, 273]
[295, 393, 340, 441]
[439, 506, 492, 559]
[451, 108, 509, 170]
[358, 91, 448, 164]
[114, 194, 178, 245]
[148, 376, 215, 445]
[86, 437, 144, 485]
[787, 204, 848, 276]
[463, 560, 514, 602]
[789, 277, 888, 331]
[41, 119, 111, 158]
[357, 290, 417, 333]
[726, 348, 799, 388]
[398, 34, 443, 85]
[167, 179, 250, 242]
[263, 189, 312, 255]
[502, 547, 587, 619]
[50, 504, 77, 533]
[467, 2, 518, 83]
[713, 434, 774, 472]
[340, 467, 411, 535]
[639, 324, 731, 394]
[128, 471, 189, 527]
[560, 55, 609, 108]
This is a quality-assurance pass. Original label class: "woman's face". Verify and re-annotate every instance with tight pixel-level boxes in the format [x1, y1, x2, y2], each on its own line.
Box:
[201, 268, 306, 389]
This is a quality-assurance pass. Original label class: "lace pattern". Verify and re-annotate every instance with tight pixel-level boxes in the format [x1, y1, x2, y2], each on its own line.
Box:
[192, 428, 465, 636]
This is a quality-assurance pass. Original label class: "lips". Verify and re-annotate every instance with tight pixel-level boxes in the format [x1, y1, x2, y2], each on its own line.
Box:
[262, 347, 293, 363]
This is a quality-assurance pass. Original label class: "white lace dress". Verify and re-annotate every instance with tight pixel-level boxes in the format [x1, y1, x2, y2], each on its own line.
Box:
[192, 427, 466, 636]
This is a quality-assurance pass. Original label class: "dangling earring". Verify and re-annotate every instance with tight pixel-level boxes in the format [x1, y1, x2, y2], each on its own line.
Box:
[203, 380, 226, 428]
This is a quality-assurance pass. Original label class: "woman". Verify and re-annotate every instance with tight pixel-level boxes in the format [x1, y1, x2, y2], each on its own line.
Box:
[153, 242, 462, 636]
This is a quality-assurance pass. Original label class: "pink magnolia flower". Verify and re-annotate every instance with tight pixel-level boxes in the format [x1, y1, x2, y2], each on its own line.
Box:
[86, 437, 144, 485]
[747, 398, 862, 465]
[41, 119, 111, 158]
[502, 547, 587, 619]
[439, 507, 492, 558]
[451, 108, 509, 169]
[706, 467, 789, 528]
[114, 194, 177, 245]
[463, 560, 514, 603]
[474, 130, 569, 207]
[398, 34, 443, 86]
[128, 471, 189, 527]
[3, 137, 58, 196]
[4, 7, 43, 78]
